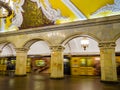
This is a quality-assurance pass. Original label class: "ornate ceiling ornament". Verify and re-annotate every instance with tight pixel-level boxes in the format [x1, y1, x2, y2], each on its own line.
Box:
[90, 0, 120, 18]
[0, 0, 12, 18]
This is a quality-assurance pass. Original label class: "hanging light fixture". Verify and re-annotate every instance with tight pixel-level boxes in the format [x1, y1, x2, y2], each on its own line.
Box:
[80, 37, 89, 50]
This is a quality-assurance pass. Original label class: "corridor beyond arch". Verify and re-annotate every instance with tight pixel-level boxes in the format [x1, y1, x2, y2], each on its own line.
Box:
[64, 36, 100, 55]
[63, 35, 100, 76]
[26, 40, 51, 74]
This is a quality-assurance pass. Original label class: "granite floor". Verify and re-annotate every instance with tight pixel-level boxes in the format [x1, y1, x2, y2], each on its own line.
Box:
[0, 73, 120, 90]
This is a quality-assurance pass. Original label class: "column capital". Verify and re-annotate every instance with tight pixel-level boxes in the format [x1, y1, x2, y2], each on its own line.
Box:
[50, 45, 65, 51]
[99, 42, 116, 48]
[15, 48, 29, 53]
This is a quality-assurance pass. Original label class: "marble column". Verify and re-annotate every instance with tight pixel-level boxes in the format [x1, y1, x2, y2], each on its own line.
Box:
[99, 42, 118, 82]
[50, 46, 65, 79]
[15, 48, 28, 76]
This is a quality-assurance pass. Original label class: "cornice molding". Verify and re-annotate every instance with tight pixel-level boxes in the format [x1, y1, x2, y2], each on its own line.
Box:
[0, 15, 120, 37]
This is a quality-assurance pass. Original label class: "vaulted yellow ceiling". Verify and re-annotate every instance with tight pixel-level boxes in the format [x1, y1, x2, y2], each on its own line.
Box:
[1, 0, 120, 32]
[50, 0, 114, 17]
[70, 0, 114, 17]
[49, 0, 115, 23]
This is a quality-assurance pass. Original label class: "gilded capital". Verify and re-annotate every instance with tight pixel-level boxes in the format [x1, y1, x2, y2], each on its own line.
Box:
[99, 42, 116, 48]
[50, 46, 65, 51]
[15, 48, 29, 53]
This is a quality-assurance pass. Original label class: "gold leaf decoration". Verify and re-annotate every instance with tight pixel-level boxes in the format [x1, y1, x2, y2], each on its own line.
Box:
[21, 0, 54, 29]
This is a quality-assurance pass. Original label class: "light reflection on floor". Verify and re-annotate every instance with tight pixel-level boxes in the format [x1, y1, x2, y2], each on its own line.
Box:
[0, 74, 120, 90]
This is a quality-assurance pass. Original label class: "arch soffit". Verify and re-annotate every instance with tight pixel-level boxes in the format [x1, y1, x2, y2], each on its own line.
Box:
[61, 33, 101, 46]
[0, 41, 16, 51]
[113, 32, 120, 42]
[23, 38, 50, 49]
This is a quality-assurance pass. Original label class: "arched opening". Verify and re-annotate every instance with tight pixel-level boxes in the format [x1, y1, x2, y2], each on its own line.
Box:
[0, 42, 16, 76]
[27, 41, 50, 55]
[63, 36, 101, 76]
[115, 38, 120, 75]
[24, 40, 51, 74]
[64, 37, 100, 55]
[1, 43, 16, 56]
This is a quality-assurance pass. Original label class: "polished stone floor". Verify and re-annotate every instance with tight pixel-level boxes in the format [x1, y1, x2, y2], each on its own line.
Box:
[0, 74, 120, 90]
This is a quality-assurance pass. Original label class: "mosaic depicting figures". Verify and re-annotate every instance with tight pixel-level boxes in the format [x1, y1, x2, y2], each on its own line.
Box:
[0, 0, 120, 32]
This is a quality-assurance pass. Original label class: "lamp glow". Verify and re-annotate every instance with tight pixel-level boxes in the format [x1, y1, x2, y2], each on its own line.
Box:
[80, 37, 89, 50]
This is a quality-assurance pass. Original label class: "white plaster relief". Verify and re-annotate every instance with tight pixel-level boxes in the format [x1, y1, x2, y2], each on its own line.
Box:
[0, 0, 11, 32]
[91, 0, 120, 18]
[31, 0, 67, 23]
[11, 0, 25, 27]
[0, 0, 24, 30]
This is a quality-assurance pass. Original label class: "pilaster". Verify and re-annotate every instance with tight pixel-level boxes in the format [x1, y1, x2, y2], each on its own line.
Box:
[15, 48, 28, 76]
[99, 42, 118, 82]
[50, 46, 65, 79]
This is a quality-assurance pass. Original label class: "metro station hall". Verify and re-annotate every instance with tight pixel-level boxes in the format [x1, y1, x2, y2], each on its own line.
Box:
[0, 0, 120, 90]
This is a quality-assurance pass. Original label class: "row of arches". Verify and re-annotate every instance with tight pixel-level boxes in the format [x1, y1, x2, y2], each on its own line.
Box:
[0, 36, 120, 56]
[0, 34, 120, 81]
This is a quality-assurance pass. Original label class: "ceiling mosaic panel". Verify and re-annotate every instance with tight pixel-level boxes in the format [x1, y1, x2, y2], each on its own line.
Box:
[0, 0, 120, 32]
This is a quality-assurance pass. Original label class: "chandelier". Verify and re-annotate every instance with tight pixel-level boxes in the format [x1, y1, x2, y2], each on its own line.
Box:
[80, 37, 89, 50]
[0, 1, 12, 18]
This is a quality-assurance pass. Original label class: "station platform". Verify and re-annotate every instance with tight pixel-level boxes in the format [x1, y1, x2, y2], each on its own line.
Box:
[0, 74, 120, 90]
